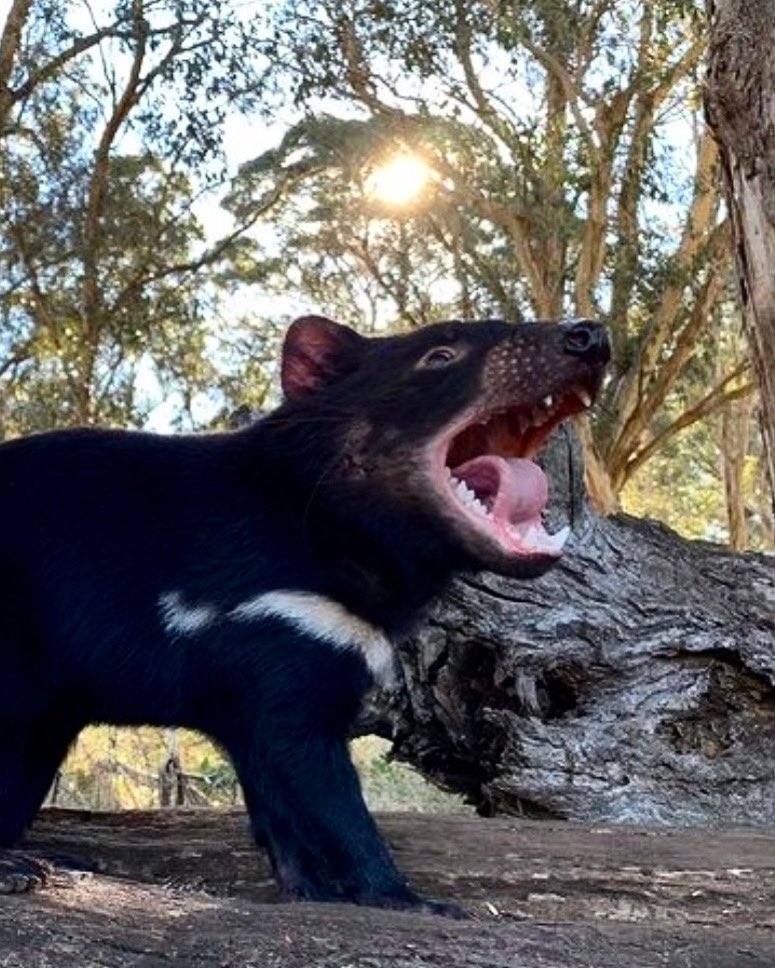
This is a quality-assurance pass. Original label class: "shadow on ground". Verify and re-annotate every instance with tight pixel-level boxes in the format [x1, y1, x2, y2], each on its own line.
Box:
[1, 808, 774, 966]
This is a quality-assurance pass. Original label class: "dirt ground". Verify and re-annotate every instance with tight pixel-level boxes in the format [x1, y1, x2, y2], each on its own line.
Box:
[1, 809, 775, 966]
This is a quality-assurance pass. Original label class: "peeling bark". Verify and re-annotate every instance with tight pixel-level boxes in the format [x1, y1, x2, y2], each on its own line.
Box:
[706, 0, 775, 525]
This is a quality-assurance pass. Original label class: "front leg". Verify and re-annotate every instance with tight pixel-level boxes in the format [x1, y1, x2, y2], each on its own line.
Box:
[233, 728, 416, 907]
[226, 719, 463, 916]
[205, 620, 465, 916]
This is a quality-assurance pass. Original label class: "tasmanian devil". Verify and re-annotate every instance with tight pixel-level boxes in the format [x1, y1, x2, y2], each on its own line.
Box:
[0, 314, 609, 912]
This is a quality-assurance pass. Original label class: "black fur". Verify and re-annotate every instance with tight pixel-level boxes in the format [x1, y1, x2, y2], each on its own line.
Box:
[0, 315, 608, 911]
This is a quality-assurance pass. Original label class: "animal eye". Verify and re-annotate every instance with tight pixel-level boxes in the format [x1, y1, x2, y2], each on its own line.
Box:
[419, 346, 458, 368]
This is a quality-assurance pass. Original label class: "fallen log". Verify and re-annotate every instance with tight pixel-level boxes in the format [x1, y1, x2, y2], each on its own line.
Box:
[376, 430, 775, 825]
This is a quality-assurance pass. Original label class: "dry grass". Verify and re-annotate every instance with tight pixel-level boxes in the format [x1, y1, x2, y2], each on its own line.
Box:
[52, 727, 469, 815]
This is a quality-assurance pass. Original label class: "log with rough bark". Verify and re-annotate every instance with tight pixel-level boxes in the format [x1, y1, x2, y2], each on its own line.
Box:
[6, 807, 775, 967]
[366, 430, 775, 826]
[705, 0, 775, 514]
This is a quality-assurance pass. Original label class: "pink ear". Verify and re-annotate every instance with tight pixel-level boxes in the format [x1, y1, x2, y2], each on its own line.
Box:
[281, 315, 364, 400]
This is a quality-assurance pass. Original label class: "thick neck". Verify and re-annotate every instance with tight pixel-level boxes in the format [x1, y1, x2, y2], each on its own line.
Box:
[237, 414, 458, 639]
[304, 509, 455, 639]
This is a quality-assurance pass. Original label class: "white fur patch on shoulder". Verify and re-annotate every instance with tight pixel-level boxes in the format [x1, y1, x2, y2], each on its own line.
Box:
[229, 590, 395, 687]
[159, 591, 218, 637]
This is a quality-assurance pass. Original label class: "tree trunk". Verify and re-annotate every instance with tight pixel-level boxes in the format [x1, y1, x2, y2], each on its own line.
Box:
[366, 430, 775, 826]
[705, 0, 775, 528]
[722, 393, 754, 550]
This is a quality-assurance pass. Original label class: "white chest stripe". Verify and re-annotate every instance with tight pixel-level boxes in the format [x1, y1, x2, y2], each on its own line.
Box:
[158, 591, 217, 636]
[229, 590, 395, 687]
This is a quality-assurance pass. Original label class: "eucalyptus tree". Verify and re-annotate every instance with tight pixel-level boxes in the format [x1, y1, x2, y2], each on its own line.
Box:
[228, 0, 755, 511]
[0, 0, 273, 433]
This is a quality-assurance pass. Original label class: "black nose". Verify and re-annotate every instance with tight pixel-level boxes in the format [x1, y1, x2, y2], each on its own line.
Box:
[562, 319, 611, 364]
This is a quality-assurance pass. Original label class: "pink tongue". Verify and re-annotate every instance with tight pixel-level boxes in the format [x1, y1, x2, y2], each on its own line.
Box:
[454, 457, 548, 523]
[500, 458, 549, 521]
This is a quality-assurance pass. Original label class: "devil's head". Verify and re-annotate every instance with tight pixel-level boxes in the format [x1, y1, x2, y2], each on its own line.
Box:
[271, 315, 610, 579]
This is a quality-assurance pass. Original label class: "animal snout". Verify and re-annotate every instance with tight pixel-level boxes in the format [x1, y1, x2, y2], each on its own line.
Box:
[561, 320, 611, 364]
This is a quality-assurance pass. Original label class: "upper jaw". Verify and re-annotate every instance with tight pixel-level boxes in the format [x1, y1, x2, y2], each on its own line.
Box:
[428, 380, 599, 567]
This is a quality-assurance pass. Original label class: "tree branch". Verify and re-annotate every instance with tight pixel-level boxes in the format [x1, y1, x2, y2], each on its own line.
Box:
[80, 3, 147, 337]
[452, 0, 520, 155]
[337, 14, 398, 117]
[625, 366, 756, 481]
[520, 37, 597, 158]
[641, 232, 730, 417]
[475, 197, 554, 315]
[652, 37, 704, 111]
[112, 162, 322, 315]
[0, 0, 32, 132]
[7, 223, 61, 344]
[607, 130, 723, 473]
[624, 361, 755, 482]
[10, 20, 126, 108]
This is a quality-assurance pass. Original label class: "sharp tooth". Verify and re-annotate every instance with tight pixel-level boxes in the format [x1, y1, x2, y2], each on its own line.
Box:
[517, 414, 530, 434]
[549, 524, 571, 550]
[524, 523, 542, 545]
[456, 481, 476, 504]
[577, 388, 592, 408]
[507, 522, 571, 555]
[542, 394, 553, 409]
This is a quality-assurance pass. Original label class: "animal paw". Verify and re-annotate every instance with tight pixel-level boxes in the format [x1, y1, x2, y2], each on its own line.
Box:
[0, 850, 51, 894]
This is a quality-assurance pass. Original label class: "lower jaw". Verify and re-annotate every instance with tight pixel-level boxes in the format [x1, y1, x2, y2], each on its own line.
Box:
[465, 541, 561, 578]
[439, 486, 568, 561]
[443, 515, 565, 576]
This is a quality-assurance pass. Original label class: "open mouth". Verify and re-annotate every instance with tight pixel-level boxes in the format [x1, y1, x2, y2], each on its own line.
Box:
[435, 385, 594, 560]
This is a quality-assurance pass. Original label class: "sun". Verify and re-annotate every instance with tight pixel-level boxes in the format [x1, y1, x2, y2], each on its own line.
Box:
[365, 153, 433, 209]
